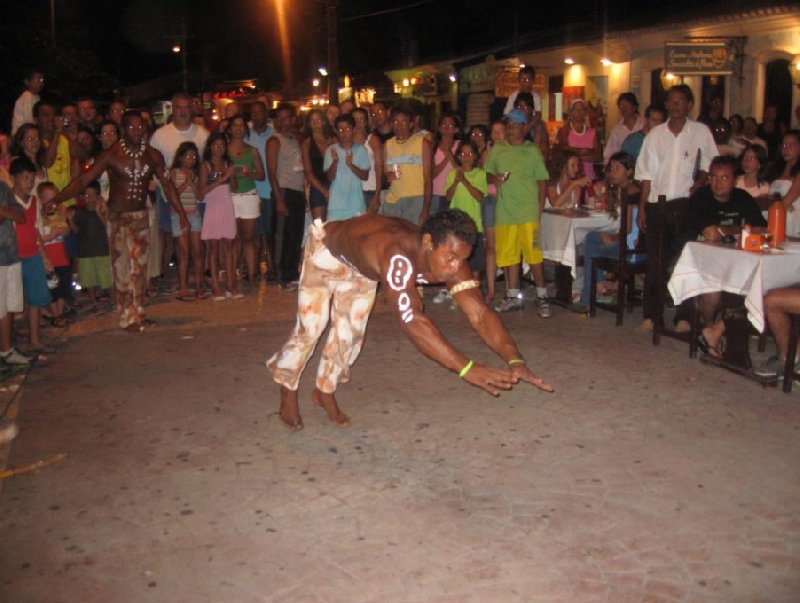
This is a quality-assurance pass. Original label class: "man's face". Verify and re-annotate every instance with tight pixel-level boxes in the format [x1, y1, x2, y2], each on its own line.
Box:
[370, 103, 387, 128]
[352, 110, 368, 132]
[100, 124, 119, 149]
[250, 104, 267, 129]
[223, 102, 240, 119]
[426, 234, 473, 282]
[36, 104, 56, 132]
[709, 165, 735, 202]
[12, 171, 35, 198]
[645, 110, 666, 133]
[62, 105, 78, 125]
[392, 113, 411, 139]
[518, 72, 533, 92]
[336, 121, 354, 145]
[78, 100, 97, 124]
[192, 97, 204, 116]
[123, 116, 144, 145]
[172, 98, 193, 129]
[26, 73, 45, 95]
[666, 90, 692, 121]
[505, 120, 525, 144]
[326, 105, 340, 127]
[618, 99, 635, 119]
[340, 100, 354, 114]
[275, 109, 294, 132]
[743, 118, 758, 138]
[108, 102, 125, 124]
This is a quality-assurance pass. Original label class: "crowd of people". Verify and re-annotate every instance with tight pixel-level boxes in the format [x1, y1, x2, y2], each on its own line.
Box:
[0, 65, 798, 382]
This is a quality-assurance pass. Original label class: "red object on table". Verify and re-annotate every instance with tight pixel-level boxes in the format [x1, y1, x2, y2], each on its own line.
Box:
[768, 198, 786, 246]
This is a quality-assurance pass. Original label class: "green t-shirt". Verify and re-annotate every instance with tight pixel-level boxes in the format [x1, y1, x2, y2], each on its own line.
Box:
[485, 140, 548, 225]
[445, 167, 487, 232]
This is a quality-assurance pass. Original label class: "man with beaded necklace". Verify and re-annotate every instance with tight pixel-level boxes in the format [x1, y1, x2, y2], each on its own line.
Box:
[52, 110, 188, 333]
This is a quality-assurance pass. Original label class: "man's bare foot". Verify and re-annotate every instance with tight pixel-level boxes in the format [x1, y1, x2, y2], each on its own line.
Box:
[279, 386, 303, 431]
[701, 324, 723, 358]
[312, 388, 350, 427]
[124, 322, 144, 333]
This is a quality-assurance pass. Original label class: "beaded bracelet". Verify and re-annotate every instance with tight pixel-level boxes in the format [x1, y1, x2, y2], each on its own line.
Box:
[459, 360, 474, 378]
[508, 358, 526, 366]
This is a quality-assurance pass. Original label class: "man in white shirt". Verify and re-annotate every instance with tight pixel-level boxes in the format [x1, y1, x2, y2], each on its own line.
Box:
[635, 84, 718, 331]
[503, 66, 542, 119]
[149, 93, 210, 276]
[11, 70, 45, 135]
[245, 101, 275, 278]
[603, 92, 645, 162]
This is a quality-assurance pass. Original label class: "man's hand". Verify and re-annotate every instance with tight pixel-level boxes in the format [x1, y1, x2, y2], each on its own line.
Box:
[463, 364, 519, 396]
[368, 194, 381, 214]
[637, 207, 647, 233]
[418, 208, 430, 225]
[510, 364, 554, 393]
[276, 197, 288, 216]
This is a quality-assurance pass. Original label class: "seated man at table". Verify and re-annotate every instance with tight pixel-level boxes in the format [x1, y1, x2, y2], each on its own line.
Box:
[679, 156, 767, 355]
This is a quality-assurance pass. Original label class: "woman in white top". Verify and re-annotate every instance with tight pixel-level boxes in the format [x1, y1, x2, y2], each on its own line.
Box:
[768, 130, 800, 237]
[735, 143, 770, 201]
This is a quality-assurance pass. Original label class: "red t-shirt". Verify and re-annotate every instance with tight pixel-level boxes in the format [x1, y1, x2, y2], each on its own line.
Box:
[15, 195, 40, 259]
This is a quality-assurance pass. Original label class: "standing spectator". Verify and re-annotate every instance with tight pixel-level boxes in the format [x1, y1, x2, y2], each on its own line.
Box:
[200, 133, 238, 300]
[739, 117, 767, 152]
[170, 142, 204, 300]
[107, 101, 126, 127]
[555, 99, 602, 180]
[604, 93, 645, 162]
[325, 104, 341, 130]
[369, 101, 393, 144]
[9, 157, 52, 354]
[504, 65, 542, 119]
[698, 94, 724, 129]
[301, 109, 333, 221]
[12, 124, 46, 188]
[621, 104, 666, 163]
[245, 101, 274, 278]
[323, 113, 370, 221]
[431, 112, 461, 215]
[37, 182, 72, 326]
[150, 93, 210, 278]
[635, 84, 718, 332]
[380, 103, 432, 225]
[11, 69, 45, 135]
[515, 93, 549, 160]
[96, 120, 120, 200]
[77, 97, 101, 134]
[712, 118, 743, 157]
[485, 110, 550, 317]
[352, 107, 382, 214]
[0, 173, 28, 367]
[227, 115, 264, 290]
[470, 122, 501, 304]
[266, 103, 305, 290]
[34, 101, 78, 205]
[768, 130, 800, 239]
[66, 181, 112, 311]
[757, 104, 787, 159]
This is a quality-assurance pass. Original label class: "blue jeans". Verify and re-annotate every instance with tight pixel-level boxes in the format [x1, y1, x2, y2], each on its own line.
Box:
[580, 231, 619, 305]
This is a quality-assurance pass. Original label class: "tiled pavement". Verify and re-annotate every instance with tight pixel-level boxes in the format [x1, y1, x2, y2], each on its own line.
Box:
[0, 285, 798, 602]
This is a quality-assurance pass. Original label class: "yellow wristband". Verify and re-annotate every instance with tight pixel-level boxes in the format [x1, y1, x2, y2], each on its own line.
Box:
[508, 358, 526, 366]
[459, 360, 474, 378]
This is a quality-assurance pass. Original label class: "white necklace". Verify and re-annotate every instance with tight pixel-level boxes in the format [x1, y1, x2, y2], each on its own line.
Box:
[119, 138, 146, 159]
[120, 140, 151, 200]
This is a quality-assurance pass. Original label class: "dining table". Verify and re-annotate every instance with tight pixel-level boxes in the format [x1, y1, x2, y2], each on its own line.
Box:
[668, 240, 800, 383]
[540, 207, 619, 306]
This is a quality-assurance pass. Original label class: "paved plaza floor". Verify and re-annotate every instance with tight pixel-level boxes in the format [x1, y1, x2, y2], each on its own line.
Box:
[1, 282, 798, 602]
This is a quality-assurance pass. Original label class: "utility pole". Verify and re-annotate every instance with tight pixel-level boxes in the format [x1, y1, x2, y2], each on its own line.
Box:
[49, 0, 56, 47]
[327, 0, 339, 105]
[180, 22, 188, 93]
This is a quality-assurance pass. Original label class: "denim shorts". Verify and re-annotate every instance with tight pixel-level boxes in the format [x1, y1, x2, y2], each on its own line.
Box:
[21, 255, 52, 308]
[170, 211, 202, 236]
[481, 195, 496, 229]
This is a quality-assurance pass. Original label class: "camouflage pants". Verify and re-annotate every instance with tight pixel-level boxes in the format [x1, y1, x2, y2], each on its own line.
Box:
[267, 221, 377, 393]
[109, 210, 150, 329]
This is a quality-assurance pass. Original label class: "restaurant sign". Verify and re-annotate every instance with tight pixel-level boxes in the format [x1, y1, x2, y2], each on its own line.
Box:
[664, 42, 734, 75]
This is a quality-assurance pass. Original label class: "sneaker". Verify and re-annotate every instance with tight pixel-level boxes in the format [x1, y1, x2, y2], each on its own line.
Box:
[1, 348, 33, 366]
[534, 296, 551, 318]
[754, 355, 784, 378]
[432, 289, 452, 304]
[494, 296, 524, 313]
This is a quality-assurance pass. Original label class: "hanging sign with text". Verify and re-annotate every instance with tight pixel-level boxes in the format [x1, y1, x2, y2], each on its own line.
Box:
[664, 42, 733, 75]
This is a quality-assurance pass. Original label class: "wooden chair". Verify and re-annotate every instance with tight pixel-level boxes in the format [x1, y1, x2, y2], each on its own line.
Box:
[783, 314, 799, 393]
[651, 195, 700, 357]
[588, 193, 647, 325]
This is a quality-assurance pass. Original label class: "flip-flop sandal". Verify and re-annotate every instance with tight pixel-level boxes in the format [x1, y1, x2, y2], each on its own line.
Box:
[697, 334, 722, 358]
[175, 294, 195, 302]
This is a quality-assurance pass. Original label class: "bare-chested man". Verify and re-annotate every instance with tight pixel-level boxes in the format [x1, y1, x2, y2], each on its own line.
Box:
[52, 110, 188, 333]
[267, 209, 553, 431]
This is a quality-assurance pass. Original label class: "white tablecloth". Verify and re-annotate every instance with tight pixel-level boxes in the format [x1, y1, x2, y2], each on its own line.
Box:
[540, 210, 619, 277]
[668, 241, 800, 332]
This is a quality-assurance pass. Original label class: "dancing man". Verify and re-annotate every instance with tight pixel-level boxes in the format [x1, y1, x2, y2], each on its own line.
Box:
[267, 209, 553, 431]
[52, 110, 188, 333]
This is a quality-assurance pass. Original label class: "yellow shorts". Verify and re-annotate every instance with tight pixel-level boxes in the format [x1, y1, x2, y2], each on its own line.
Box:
[495, 222, 543, 267]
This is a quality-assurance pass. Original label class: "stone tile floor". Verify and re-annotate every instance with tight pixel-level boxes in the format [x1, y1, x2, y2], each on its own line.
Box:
[0, 284, 798, 602]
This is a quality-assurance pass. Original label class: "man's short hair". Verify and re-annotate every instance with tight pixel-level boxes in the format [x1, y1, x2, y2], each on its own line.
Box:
[351, 107, 368, 122]
[514, 92, 534, 109]
[391, 101, 415, 121]
[85, 180, 102, 194]
[172, 92, 193, 105]
[33, 99, 59, 119]
[10, 156, 36, 176]
[275, 102, 296, 116]
[519, 65, 536, 79]
[668, 84, 694, 105]
[617, 92, 639, 110]
[421, 209, 477, 249]
[644, 104, 666, 119]
[23, 68, 44, 81]
[122, 110, 142, 128]
[709, 155, 737, 174]
[334, 113, 355, 129]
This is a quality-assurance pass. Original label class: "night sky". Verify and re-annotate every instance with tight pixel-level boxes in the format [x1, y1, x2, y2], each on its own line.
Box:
[0, 0, 754, 115]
